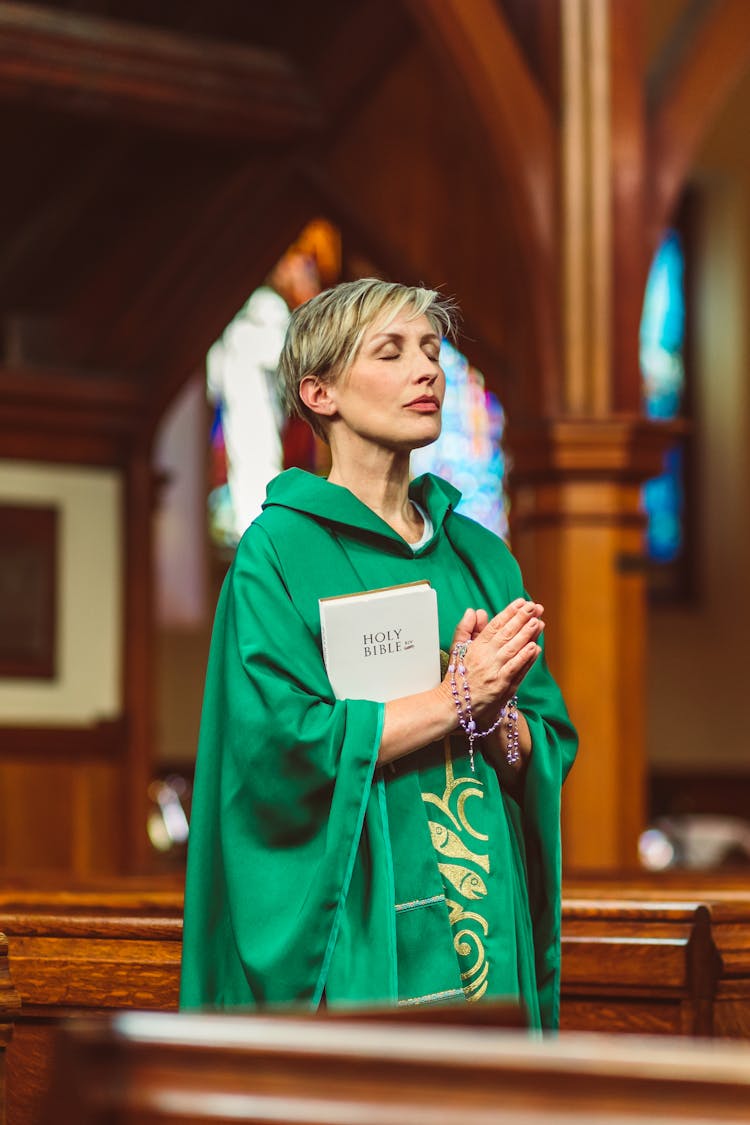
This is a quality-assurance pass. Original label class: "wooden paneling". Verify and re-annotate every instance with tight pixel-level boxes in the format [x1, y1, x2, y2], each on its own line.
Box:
[0, 723, 126, 875]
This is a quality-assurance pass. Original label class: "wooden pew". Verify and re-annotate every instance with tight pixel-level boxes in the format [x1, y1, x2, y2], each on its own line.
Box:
[0, 884, 182, 1125]
[3, 874, 750, 1123]
[0, 937, 21, 1125]
[40, 1011, 750, 1124]
[561, 874, 750, 1037]
[0, 883, 523, 1125]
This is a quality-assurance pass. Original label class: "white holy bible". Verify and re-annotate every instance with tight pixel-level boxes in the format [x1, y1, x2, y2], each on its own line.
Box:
[319, 580, 441, 702]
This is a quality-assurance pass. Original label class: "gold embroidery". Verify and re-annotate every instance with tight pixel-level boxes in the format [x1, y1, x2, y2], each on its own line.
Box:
[447, 899, 490, 1004]
[429, 822, 490, 871]
[437, 863, 487, 900]
[422, 737, 492, 1002]
[446, 898, 489, 935]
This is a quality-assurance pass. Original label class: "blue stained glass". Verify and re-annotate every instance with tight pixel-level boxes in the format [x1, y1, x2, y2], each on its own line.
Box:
[643, 445, 684, 563]
[411, 339, 509, 540]
[640, 231, 687, 570]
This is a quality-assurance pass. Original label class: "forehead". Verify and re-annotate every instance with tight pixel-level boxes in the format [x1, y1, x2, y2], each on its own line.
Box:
[364, 308, 439, 340]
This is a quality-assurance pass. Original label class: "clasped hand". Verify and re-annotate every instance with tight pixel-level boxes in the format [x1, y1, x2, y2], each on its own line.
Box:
[445, 599, 544, 721]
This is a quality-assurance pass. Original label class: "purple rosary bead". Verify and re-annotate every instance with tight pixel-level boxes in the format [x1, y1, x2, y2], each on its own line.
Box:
[448, 640, 517, 773]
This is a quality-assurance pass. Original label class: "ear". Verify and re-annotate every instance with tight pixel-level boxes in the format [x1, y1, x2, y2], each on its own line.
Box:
[299, 375, 338, 420]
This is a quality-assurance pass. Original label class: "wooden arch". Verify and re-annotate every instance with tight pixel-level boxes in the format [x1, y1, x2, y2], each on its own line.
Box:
[650, 0, 750, 240]
[404, 0, 561, 413]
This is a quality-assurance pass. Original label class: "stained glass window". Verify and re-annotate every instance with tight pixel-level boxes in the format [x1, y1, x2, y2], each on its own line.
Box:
[206, 221, 338, 549]
[207, 220, 509, 547]
[411, 340, 509, 540]
[640, 230, 687, 571]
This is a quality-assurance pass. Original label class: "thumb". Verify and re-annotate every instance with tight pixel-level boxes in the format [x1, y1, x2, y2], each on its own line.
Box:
[450, 608, 477, 649]
[472, 608, 489, 639]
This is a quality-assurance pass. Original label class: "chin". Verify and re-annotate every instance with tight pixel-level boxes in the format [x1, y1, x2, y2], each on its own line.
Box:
[409, 433, 440, 451]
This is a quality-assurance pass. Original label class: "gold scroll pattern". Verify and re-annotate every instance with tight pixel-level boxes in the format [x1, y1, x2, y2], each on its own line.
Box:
[422, 738, 490, 1002]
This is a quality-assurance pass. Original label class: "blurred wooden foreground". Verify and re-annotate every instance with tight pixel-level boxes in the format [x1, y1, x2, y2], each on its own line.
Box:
[40, 1012, 750, 1125]
[1, 873, 750, 1125]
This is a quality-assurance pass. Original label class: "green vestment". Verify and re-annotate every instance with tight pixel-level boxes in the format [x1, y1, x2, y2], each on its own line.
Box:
[180, 470, 577, 1028]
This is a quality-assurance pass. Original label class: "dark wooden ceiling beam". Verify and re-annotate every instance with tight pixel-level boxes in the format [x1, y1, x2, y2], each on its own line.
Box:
[0, 1, 320, 141]
[54, 0, 413, 382]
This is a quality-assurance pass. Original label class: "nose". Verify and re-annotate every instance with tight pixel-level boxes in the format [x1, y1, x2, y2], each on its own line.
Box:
[412, 349, 440, 385]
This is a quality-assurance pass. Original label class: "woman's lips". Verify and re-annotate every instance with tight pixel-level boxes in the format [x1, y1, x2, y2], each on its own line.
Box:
[405, 397, 440, 412]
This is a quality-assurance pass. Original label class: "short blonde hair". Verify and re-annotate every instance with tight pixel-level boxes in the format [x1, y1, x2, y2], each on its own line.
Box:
[278, 278, 457, 439]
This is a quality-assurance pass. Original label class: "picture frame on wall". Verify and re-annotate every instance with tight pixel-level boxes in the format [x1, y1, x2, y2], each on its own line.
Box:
[0, 504, 58, 679]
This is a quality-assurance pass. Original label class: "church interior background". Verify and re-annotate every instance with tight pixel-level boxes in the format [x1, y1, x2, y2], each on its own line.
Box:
[0, 0, 749, 879]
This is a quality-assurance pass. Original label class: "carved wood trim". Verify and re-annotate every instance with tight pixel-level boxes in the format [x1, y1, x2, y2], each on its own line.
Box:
[0, 1, 320, 142]
[0, 366, 146, 463]
[0, 720, 126, 760]
[508, 416, 687, 484]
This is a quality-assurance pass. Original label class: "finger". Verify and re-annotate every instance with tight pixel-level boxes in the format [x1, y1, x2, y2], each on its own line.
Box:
[484, 608, 545, 659]
[490, 625, 544, 684]
[472, 608, 489, 639]
[482, 599, 533, 641]
[449, 608, 477, 649]
[505, 643, 542, 691]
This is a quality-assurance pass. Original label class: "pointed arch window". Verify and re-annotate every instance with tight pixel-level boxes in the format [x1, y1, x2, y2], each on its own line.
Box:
[640, 221, 694, 599]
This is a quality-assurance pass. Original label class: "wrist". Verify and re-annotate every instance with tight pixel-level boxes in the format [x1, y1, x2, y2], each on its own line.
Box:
[434, 679, 459, 735]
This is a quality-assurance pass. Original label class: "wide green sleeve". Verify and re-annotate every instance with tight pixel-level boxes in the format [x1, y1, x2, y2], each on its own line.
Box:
[180, 522, 383, 1010]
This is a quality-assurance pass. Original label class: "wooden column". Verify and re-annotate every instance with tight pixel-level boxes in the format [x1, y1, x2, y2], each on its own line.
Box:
[560, 0, 612, 416]
[510, 419, 673, 868]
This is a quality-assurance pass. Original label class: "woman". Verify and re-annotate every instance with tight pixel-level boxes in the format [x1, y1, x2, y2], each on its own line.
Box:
[180, 279, 577, 1029]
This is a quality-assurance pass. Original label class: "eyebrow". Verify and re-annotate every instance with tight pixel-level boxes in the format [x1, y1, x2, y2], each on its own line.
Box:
[370, 331, 441, 346]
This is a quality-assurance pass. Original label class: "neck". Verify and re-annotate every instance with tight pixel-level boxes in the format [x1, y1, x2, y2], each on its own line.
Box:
[327, 443, 416, 529]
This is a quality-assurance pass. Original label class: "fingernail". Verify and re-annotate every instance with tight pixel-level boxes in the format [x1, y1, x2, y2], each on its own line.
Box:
[524, 602, 536, 614]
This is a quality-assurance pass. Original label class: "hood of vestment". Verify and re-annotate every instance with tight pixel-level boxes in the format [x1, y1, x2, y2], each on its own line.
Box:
[261, 468, 461, 556]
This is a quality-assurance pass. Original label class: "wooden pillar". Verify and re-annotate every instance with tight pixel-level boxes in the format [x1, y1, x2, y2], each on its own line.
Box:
[502, 0, 666, 869]
[510, 420, 672, 868]
[560, 0, 612, 416]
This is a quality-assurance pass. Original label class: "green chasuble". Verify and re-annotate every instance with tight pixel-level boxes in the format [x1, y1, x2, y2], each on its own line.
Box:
[180, 469, 578, 1028]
